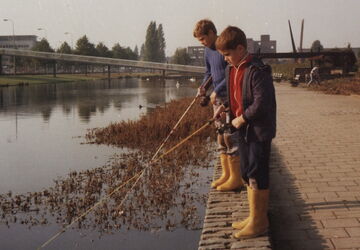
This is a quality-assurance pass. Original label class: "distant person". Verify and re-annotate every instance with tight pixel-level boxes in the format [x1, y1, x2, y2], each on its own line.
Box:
[307, 66, 321, 86]
[214, 26, 276, 239]
[193, 19, 243, 191]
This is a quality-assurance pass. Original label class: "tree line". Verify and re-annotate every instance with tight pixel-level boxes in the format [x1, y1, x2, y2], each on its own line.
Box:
[7, 20, 194, 73]
[29, 21, 192, 65]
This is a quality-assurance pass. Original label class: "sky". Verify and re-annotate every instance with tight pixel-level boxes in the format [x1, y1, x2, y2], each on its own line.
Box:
[1, 0, 360, 56]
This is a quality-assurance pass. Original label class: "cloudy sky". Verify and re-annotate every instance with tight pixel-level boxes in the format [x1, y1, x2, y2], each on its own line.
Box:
[1, 0, 359, 56]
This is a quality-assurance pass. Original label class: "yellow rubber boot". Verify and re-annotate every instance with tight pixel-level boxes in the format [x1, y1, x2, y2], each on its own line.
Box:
[211, 154, 230, 188]
[232, 185, 252, 229]
[234, 189, 269, 239]
[216, 155, 244, 191]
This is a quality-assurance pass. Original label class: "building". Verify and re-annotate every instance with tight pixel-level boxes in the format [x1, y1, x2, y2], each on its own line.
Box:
[187, 46, 205, 66]
[350, 47, 360, 59]
[0, 35, 37, 70]
[0, 35, 37, 50]
[247, 35, 277, 54]
[187, 35, 277, 66]
[302, 47, 360, 59]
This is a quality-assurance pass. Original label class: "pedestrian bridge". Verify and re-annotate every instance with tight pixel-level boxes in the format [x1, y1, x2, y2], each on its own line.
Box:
[0, 48, 205, 74]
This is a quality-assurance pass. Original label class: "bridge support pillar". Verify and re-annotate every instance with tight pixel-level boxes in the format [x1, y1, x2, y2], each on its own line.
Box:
[53, 61, 57, 77]
[13, 56, 17, 75]
[162, 70, 166, 78]
[0, 55, 2, 75]
[107, 65, 111, 81]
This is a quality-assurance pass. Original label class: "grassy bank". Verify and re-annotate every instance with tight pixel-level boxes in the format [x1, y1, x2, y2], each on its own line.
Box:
[0, 72, 163, 86]
[307, 73, 360, 95]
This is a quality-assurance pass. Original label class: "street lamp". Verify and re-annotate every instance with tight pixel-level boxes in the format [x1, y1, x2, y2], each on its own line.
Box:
[37, 28, 47, 40]
[3, 18, 16, 49]
[3, 18, 16, 75]
[64, 32, 73, 49]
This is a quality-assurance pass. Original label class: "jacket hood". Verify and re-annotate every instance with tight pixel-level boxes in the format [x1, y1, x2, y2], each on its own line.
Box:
[248, 56, 272, 75]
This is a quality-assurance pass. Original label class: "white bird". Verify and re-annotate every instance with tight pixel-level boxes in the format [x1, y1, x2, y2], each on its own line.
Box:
[189, 77, 196, 82]
[176, 81, 180, 88]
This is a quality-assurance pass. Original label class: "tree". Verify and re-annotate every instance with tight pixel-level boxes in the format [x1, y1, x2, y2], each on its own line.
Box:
[311, 40, 324, 52]
[112, 43, 127, 59]
[124, 46, 138, 60]
[111, 43, 138, 60]
[171, 48, 191, 65]
[56, 42, 73, 72]
[140, 43, 145, 60]
[74, 35, 97, 56]
[57, 42, 72, 54]
[143, 21, 166, 62]
[144, 21, 158, 62]
[134, 45, 139, 59]
[33, 38, 55, 53]
[96, 42, 112, 57]
[157, 24, 166, 62]
[32, 38, 55, 70]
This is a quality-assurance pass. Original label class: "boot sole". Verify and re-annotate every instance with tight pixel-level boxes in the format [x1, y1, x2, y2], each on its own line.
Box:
[216, 184, 245, 192]
[232, 219, 249, 230]
[234, 229, 268, 239]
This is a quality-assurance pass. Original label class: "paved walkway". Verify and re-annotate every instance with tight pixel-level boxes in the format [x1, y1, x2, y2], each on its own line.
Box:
[198, 164, 271, 250]
[199, 82, 360, 249]
[271, 83, 360, 249]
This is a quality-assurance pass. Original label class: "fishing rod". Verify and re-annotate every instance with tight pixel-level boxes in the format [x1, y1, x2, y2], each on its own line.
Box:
[39, 76, 214, 249]
[38, 119, 214, 249]
[151, 76, 212, 161]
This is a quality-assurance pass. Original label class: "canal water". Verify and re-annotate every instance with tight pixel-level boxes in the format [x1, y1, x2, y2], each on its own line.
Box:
[0, 78, 213, 250]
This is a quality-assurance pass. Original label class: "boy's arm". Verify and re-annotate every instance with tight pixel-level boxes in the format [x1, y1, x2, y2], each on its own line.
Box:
[242, 70, 273, 122]
[202, 51, 211, 84]
[213, 59, 227, 95]
[213, 77, 226, 95]
[211, 60, 227, 103]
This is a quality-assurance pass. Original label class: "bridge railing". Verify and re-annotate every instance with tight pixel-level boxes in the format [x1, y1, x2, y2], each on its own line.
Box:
[0, 48, 205, 74]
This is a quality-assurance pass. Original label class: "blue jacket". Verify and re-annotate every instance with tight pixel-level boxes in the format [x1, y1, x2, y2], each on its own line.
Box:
[203, 46, 227, 98]
[225, 57, 276, 142]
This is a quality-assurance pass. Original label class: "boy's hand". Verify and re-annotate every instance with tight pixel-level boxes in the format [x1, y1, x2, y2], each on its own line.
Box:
[213, 104, 225, 120]
[231, 115, 246, 129]
[197, 86, 206, 97]
[210, 91, 217, 104]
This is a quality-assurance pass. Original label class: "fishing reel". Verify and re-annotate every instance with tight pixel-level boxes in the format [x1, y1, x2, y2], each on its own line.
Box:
[198, 77, 212, 107]
[216, 123, 231, 134]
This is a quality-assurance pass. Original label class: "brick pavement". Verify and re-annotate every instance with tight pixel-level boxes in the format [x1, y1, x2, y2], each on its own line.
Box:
[199, 82, 360, 249]
[270, 83, 360, 249]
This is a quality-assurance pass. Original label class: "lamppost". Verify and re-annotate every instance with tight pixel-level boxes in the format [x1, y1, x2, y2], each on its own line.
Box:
[37, 27, 47, 40]
[3, 18, 16, 75]
[64, 32, 73, 49]
[3, 18, 16, 48]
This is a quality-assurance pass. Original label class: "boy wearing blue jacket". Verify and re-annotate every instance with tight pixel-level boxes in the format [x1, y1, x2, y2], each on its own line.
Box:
[193, 19, 243, 191]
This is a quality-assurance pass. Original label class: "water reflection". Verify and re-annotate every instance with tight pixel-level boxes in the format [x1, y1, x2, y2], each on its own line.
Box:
[0, 78, 194, 124]
[0, 78, 196, 193]
[0, 77, 209, 250]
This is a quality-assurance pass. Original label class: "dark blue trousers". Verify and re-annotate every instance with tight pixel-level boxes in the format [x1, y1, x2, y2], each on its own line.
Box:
[239, 139, 272, 190]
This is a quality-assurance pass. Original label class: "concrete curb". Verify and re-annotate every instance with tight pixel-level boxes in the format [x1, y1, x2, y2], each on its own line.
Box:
[199, 162, 272, 250]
